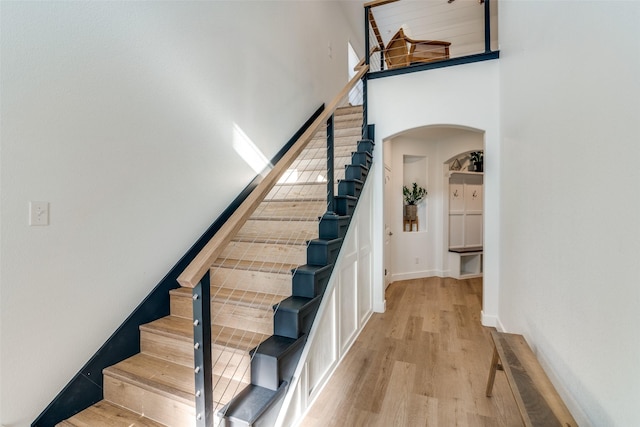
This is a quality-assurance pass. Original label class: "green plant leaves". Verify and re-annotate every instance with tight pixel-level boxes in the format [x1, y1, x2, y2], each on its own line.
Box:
[403, 182, 427, 205]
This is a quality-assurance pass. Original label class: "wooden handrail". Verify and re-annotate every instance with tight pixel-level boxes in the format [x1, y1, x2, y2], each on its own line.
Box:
[177, 64, 369, 288]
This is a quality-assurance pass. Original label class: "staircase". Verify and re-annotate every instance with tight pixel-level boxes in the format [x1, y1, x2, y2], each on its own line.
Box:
[56, 103, 374, 426]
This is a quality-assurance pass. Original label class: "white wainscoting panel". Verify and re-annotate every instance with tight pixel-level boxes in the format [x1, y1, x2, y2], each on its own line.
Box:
[358, 249, 372, 325]
[339, 254, 359, 355]
[275, 172, 375, 427]
[306, 288, 337, 396]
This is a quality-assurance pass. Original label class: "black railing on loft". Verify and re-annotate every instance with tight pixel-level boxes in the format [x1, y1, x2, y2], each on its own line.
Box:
[365, 0, 500, 79]
[484, 0, 491, 54]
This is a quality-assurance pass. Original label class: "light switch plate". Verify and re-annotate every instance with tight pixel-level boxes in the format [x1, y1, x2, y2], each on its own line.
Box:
[29, 201, 49, 226]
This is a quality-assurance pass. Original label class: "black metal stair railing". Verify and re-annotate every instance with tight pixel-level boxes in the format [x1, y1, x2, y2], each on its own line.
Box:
[246, 79, 375, 425]
[218, 72, 372, 426]
[326, 115, 335, 214]
[193, 272, 213, 427]
[181, 65, 370, 427]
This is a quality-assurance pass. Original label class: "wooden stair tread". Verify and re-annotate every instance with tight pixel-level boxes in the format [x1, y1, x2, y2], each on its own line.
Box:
[212, 286, 282, 310]
[297, 145, 355, 158]
[169, 287, 276, 312]
[298, 145, 357, 155]
[104, 353, 246, 406]
[308, 135, 359, 144]
[211, 258, 298, 274]
[273, 181, 326, 187]
[307, 137, 359, 148]
[220, 241, 306, 266]
[322, 127, 362, 137]
[265, 187, 327, 201]
[258, 197, 325, 203]
[332, 120, 364, 130]
[247, 216, 324, 223]
[247, 216, 319, 222]
[58, 400, 167, 427]
[335, 105, 363, 115]
[234, 217, 324, 243]
[140, 315, 192, 342]
[310, 120, 361, 128]
[211, 258, 299, 275]
[293, 149, 354, 164]
[231, 236, 308, 246]
[299, 158, 354, 172]
[103, 353, 195, 404]
[211, 325, 269, 352]
[140, 309, 267, 352]
[169, 286, 192, 297]
[333, 109, 363, 117]
[311, 122, 362, 133]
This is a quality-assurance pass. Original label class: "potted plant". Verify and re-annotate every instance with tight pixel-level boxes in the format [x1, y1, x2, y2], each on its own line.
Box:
[403, 183, 427, 220]
[469, 151, 483, 172]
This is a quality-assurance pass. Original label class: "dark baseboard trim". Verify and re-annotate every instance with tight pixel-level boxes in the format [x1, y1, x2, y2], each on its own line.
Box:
[368, 51, 500, 80]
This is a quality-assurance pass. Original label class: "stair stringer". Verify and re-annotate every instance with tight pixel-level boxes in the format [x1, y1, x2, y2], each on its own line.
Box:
[274, 165, 376, 427]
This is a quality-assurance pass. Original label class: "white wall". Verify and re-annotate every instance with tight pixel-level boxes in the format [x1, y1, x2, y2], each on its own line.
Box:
[0, 2, 363, 425]
[386, 129, 483, 280]
[368, 60, 500, 320]
[499, 1, 640, 426]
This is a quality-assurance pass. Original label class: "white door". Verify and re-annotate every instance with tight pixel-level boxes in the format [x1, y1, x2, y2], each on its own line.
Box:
[384, 165, 393, 288]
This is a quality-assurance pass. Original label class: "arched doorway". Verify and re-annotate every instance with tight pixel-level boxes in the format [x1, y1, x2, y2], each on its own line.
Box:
[382, 125, 484, 283]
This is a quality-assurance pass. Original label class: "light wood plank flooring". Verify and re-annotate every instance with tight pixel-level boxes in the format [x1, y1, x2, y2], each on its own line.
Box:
[300, 277, 523, 427]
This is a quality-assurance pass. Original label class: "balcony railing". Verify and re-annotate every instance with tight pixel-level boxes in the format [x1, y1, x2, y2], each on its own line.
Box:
[365, 0, 499, 76]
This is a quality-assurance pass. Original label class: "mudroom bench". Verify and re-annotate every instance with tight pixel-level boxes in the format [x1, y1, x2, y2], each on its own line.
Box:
[486, 329, 578, 427]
